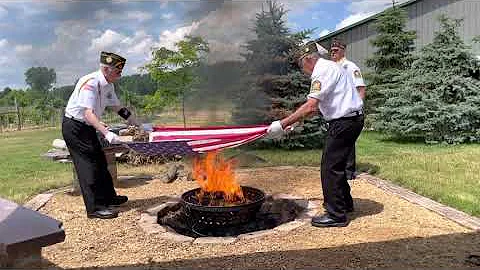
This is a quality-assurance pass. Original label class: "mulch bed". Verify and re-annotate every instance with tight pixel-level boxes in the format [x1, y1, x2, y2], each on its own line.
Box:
[36, 166, 479, 269]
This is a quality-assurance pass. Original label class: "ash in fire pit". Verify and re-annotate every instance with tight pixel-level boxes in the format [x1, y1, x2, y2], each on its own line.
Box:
[157, 194, 304, 238]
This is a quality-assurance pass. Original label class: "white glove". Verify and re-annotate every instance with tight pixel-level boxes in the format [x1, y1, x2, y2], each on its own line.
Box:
[266, 120, 285, 139]
[105, 131, 121, 144]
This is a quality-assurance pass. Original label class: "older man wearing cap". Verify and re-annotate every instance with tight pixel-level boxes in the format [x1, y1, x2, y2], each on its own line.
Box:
[62, 51, 142, 219]
[330, 39, 366, 180]
[267, 41, 364, 227]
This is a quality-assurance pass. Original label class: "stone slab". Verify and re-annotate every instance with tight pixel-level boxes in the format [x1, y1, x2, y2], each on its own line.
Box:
[23, 194, 53, 211]
[237, 229, 277, 240]
[193, 237, 237, 244]
[158, 232, 194, 243]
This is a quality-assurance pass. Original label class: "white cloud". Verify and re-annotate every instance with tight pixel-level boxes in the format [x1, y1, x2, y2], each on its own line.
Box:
[156, 22, 200, 51]
[15, 44, 32, 54]
[89, 29, 128, 52]
[127, 11, 153, 22]
[0, 38, 7, 48]
[162, 12, 174, 20]
[95, 9, 152, 23]
[0, 5, 7, 18]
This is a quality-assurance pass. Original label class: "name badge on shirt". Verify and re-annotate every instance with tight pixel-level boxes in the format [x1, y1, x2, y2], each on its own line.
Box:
[107, 92, 113, 99]
[310, 80, 321, 93]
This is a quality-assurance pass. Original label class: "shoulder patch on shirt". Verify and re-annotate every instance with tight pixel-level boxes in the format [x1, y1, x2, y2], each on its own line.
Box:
[310, 80, 321, 92]
[353, 70, 362, 78]
[80, 78, 95, 91]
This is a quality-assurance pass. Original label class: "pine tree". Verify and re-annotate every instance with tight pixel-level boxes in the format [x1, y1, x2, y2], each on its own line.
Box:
[375, 15, 480, 143]
[232, 1, 326, 149]
[364, 5, 416, 125]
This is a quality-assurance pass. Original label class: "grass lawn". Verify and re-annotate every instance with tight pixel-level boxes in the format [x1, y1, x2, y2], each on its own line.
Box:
[244, 131, 480, 217]
[1, 128, 479, 217]
[0, 128, 72, 203]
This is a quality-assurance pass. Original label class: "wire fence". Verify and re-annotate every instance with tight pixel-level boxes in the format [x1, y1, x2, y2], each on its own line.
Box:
[0, 105, 234, 132]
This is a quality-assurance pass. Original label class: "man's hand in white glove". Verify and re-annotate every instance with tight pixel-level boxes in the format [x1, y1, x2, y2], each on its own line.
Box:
[267, 120, 285, 139]
[105, 131, 121, 144]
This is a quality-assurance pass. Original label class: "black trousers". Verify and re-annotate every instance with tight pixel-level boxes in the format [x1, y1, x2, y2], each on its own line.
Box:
[345, 146, 356, 180]
[321, 115, 364, 219]
[62, 117, 117, 214]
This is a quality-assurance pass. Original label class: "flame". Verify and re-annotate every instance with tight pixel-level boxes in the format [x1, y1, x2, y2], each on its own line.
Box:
[193, 151, 244, 203]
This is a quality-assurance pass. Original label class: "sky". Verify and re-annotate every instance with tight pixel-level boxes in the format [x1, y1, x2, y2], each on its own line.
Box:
[0, 0, 409, 89]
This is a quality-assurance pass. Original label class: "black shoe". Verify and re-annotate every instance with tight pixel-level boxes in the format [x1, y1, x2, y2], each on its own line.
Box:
[311, 214, 349, 227]
[323, 202, 354, 213]
[87, 209, 118, 219]
[109, 195, 128, 206]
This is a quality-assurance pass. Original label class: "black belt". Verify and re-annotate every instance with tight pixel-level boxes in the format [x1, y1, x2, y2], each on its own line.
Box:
[64, 114, 87, 125]
[328, 111, 363, 124]
[343, 110, 363, 117]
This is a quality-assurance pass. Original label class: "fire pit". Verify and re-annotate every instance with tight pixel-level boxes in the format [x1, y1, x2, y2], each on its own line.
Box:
[157, 151, 304, 237]
[181, 186, 265, 230]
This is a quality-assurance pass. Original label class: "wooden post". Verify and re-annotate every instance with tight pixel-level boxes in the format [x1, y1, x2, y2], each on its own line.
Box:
[14, 97, 21, 131]
[182, 90, 186, 128]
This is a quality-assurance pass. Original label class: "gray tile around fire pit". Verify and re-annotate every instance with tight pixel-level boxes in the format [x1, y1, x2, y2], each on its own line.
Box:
[158, 232, 194, 243]
[193, 237, 237, 244]
[237, 229, 278, 240]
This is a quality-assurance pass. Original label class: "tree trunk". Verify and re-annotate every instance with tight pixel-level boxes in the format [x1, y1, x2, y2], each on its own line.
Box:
[182, 90, 186, 128]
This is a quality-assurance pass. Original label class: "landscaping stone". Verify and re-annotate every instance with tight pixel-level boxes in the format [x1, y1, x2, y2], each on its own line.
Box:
[193, 237, 237, 244]
[23, 194, 53, 211]
[237, 229, 277, 240]
[158, 232, 194, 243]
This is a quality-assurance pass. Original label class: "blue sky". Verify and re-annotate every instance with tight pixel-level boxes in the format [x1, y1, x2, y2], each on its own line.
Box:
[0, 0, 408, 89]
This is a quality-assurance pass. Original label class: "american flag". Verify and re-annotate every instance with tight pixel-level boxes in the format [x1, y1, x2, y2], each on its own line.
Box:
[126, 125, 268, 157]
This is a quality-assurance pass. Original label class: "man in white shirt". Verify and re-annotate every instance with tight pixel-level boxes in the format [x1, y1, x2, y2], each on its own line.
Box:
[330, 39, 366, 180]
[62, 51, 141, 219]
[267, 42, 364, 227]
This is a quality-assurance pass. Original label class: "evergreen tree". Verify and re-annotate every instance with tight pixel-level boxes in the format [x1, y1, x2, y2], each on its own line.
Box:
[375, 15, 480, 143]
[233, 0, 325, 149]
[364, 5, 416, 124]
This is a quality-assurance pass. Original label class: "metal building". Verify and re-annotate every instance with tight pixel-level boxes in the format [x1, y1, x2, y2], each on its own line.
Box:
[316, 0, 480, 71]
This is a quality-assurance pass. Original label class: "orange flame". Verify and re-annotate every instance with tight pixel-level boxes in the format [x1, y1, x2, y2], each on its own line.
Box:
[193, 151, 244, 203]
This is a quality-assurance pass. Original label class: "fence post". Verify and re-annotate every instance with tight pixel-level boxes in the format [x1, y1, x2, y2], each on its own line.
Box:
[14, 97, 21, 131]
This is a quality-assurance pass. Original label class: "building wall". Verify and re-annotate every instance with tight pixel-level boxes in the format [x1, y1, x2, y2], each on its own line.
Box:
[317, 0, 480, 71]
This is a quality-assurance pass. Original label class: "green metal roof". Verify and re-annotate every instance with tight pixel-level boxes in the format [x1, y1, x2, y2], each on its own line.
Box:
[316, 0, 421, 42]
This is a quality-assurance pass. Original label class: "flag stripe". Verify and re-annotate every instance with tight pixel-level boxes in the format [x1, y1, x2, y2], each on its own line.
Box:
[149, 125, 269, 153]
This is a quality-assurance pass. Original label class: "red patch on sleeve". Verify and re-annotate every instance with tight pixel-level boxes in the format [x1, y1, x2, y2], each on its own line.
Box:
[81, 84, 94, 91]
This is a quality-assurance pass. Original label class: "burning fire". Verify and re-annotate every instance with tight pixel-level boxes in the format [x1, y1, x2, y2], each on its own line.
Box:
[193, 151, 245, 204]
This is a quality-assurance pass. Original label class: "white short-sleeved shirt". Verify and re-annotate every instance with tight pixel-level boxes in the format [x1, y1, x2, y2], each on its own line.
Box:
[307, 58, 363, 121]
[65, 70, 120, 122]
[337, 58, 366, 88]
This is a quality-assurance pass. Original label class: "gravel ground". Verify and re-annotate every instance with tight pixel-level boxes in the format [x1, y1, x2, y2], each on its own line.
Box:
[37, 166, 479, 269]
